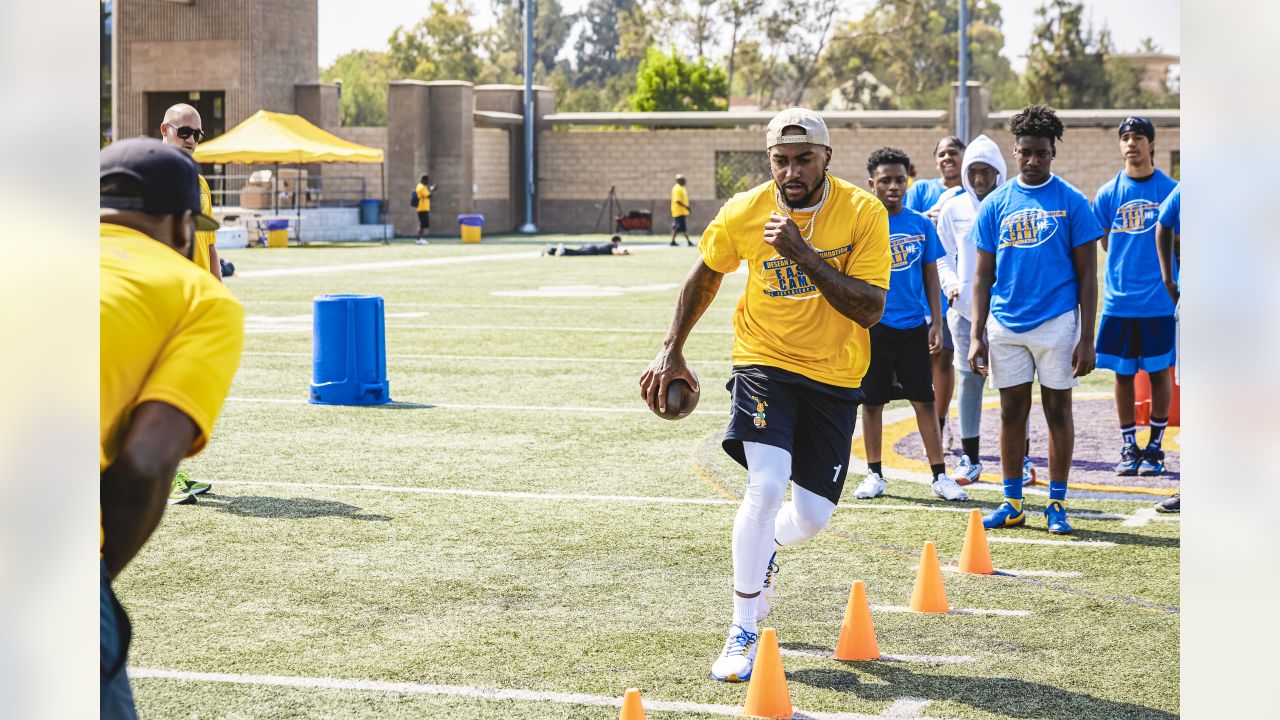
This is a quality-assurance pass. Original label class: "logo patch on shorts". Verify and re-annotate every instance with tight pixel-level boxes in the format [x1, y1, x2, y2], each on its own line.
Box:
[751, 396, 768, 429]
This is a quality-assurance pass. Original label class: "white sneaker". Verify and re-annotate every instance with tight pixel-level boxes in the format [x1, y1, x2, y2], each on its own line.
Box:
[756, 553, 779, 623]
[1022, 456, 1037, 486]
[932, 472, 969, 501]
[710, 624, 759, 683]
[952, 456, 982, 486]
[556, 242, 565, 256]
[853, 471, 886, 499]
[415, 238, 428, 245]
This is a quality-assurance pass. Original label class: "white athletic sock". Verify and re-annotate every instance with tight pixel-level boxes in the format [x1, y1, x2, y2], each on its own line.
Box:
[732, 595, 758, 633]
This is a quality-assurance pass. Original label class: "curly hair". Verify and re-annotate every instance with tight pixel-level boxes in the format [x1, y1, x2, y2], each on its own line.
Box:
[935, 136, 966, 154]
[866, 146, 912, 176]
[1010, 104, 1064, 144]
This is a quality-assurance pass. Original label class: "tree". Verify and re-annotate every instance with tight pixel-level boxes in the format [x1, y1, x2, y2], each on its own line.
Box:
[820, 1, 1016, 110]
[629, 48, 728, 111]
[388, 0, 486, 82]
[729, 0, 840, 109]
[563, 0, 654, 111]
[485, 0, 574, 84]
[722, 0, 765, 96]
[682, 0, 720, 59]
[1023, 0, 1111, 108]
[321, 50, 394, 126]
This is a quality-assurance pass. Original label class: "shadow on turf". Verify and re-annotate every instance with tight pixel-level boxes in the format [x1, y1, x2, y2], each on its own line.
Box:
[787, 662, 1177, 720]
[198, 495, 391, 522]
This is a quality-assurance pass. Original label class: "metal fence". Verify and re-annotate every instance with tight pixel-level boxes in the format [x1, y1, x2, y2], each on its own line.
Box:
[715, 151, 770, 199]
[207, 173, 372, 210]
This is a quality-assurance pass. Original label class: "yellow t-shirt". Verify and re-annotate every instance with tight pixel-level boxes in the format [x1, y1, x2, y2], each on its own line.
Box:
[416, 183, 431, 212]
[699, 175, 891, 388]
[193, 175, 217, 275]
[671, 183, 689, 218]
[100, 223, 245, 474]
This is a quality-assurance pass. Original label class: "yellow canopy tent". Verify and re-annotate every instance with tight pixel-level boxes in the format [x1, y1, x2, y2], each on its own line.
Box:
[194, 110, 386, 241]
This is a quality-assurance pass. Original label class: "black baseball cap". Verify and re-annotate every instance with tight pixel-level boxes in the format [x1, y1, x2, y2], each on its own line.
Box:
[1118, 116, 1155, 142]
[100, 137, 219, 231]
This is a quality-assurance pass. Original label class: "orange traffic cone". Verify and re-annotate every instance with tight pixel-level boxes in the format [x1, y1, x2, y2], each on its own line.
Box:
[958, 508, 995, 575]
[620, 688, 645, 720]
[909, 542, 950, 613]
[742, 628, 793, 719]
[834, 581, 880, 661]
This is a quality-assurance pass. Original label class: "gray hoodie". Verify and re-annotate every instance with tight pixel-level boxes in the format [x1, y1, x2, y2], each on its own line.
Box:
[935, 134, 1008, 320]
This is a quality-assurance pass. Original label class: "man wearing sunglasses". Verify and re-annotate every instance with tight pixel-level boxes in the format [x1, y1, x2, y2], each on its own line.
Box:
[159, 103, 223, 506]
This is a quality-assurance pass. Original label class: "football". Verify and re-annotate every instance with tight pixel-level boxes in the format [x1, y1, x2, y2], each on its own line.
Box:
[654, 378, 699, 420]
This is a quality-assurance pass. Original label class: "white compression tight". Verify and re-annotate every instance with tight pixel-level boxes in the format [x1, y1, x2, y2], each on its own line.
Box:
[732, 441, 837, 594]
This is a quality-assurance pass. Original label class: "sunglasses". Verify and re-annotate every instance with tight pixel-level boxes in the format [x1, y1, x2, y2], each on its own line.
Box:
[166, 124, 205, 142]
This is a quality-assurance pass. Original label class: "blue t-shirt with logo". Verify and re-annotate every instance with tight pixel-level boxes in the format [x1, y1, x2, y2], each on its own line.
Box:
[905, 178, 946, 214]
[1093, 169, 1178, 317]
[1157, 184, 1180, 235]
[882, 208, 945, 330]
[972, 175, 1104, 332]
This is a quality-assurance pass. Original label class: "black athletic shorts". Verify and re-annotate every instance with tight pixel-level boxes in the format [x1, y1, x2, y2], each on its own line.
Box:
[672, 215, 688, 233]
[417, 211, 430, 229]
[862, 323, 935, 406]
[722, 365, 863, 505]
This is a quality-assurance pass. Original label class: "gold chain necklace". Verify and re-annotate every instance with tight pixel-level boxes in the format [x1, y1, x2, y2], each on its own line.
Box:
[773, 177, 831, 244]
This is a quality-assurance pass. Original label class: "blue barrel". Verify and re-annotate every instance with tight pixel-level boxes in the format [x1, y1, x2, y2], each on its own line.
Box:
[264, 219, 290, 231]
[457, 213, 484, 227]
[309, 294, 391, 405]
[359, 199, 382, 225]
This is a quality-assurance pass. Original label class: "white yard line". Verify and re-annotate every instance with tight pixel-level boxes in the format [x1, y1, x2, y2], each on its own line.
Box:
[987, 537, 1116, 548]
[234, 251, 542, 278]
[780, 648, 977, 665]
[223, 397, 729, 415]
[1122, 507, 1159, 527]
[871, 605, 1033, 617]
[128, 668, 954, 720]
[241, 351, 732, 365]
[938, 566, 1083, 579]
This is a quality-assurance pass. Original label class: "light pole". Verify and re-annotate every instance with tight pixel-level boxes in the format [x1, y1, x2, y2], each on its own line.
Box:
[957, 0, 970, 142]
[519, 0, 538, 233]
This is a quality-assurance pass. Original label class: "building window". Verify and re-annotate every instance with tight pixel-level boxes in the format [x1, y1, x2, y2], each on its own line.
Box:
[716, 151, 769, 199]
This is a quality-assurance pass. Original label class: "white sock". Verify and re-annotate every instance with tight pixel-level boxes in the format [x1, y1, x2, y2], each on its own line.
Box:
[732, 595, 758, 633]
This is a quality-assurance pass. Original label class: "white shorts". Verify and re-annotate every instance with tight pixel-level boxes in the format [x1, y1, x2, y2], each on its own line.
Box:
[987, 309, 1080, 390]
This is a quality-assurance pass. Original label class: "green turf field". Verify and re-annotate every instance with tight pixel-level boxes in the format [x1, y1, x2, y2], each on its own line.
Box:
[117, 236, 1178, 719]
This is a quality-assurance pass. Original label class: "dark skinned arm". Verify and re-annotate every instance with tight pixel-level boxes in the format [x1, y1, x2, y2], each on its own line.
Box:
[1070, 239, 1100, 377]
[765, 214, 885, 327]
[1099, 230, 1110, 253]
[209, 244, 223, 281]
[1155, 223, 1179, 303]
[923, 261, 942, 354]
[100, 401, 199, 579]
[639, 259, 723, 413]
[968, 248, 995, 376]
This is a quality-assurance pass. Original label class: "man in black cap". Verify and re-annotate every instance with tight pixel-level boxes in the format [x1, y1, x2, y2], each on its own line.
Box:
[100, 138, 244, 718]
[1091, 116, 1179, 477]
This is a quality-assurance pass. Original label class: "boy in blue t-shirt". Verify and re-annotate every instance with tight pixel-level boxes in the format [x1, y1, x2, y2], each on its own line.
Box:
[853, 147, 969, 503]
[969, 105, 1105, 534]
[1092, 116, 1179, 477]
[1153, 184, 1181, 514]
[905, 136, 966, 453]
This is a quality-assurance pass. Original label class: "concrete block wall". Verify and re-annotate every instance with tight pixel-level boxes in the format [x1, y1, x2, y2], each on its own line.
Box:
[980, 124, 1181, 196]
[474, 128, 512, 230]
[535, 127, 951, 234]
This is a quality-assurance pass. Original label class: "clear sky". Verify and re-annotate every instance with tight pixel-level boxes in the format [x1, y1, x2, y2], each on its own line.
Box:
[318, 0, 1180, 73]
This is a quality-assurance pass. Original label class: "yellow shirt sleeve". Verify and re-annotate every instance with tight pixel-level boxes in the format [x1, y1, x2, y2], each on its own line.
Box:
[698, 202, 740, 273]
[844, 200, 892, 290]
[194, 175, 216, 273]
[136, 293, 244, 457]
[416, 184, 431, 212]
[671, 185, 690, 217]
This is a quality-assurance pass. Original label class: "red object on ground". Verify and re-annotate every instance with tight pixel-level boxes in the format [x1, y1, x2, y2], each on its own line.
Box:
[1133, 368, 1180, 427]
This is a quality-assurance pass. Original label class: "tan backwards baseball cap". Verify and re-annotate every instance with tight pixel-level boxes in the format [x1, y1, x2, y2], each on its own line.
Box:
[766, 107, 830, 150]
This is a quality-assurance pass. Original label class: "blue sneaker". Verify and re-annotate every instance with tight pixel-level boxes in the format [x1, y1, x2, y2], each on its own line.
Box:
[1044, 500, 1072, 534]
[1115, 442, 1141, 476]
[1138, 447, 1166, 476]
[710, 625, 759, 682]
[982, 501, 1026, 529]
